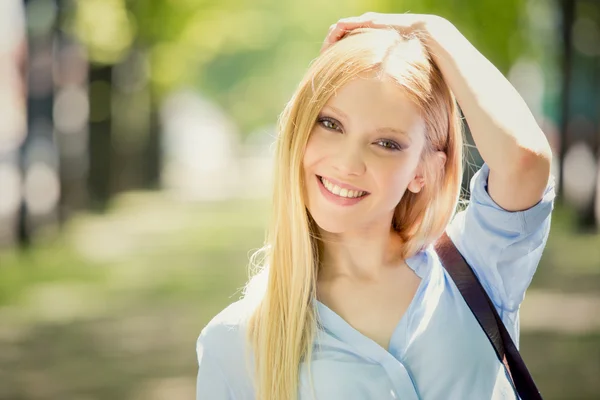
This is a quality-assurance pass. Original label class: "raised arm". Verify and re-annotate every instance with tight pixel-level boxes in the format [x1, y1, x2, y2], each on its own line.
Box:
[322, 13, 553, 211]
[424, 17, 552, 211]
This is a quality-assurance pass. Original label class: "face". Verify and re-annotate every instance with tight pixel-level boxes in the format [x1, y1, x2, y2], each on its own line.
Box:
[303, 73, 427, 235]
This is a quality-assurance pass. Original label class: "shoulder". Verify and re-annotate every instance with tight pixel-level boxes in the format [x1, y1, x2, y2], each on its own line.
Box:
[196, 299, 257, 397]
[197, 298, 254, 354]
[196, 298, 257, 389]
[198, 270, 269, 358]
[452, 163, 556, 237]
[198, 272, 266, 352]
[441, 163, 555, 314]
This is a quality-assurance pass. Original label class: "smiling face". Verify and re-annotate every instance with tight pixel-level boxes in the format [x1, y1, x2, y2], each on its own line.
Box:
[303, 72, 428, 235]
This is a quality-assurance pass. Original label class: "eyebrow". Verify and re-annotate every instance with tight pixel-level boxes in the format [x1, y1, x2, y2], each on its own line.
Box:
[323, 105, 412, 142]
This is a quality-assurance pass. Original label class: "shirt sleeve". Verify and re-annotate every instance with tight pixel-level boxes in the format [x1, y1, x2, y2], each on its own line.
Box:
[447, 163, 555, 316]
[196, 334, 235, 400]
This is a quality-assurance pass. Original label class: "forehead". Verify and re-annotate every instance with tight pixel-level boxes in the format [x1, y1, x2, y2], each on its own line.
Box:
[323, 73, 425, 137]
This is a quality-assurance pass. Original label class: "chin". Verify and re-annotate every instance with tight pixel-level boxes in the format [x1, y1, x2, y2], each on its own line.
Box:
[308, 210, 355, 234]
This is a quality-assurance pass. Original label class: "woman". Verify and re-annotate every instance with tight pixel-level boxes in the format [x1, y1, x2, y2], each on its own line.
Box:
[196, 13, 554, 400]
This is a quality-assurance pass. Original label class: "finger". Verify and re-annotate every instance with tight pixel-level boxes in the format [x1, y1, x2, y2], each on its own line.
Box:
[320, 24, 338, 52]
[322, 18, 370, 51]
[334, 16, 370, 34]
[333, 16, 371, 36]
[320, 27, 350, 53]
[320, 13, 401, 54]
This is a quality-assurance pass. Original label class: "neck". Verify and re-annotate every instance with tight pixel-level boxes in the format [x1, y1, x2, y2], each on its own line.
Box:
[318, 216, 405, 283]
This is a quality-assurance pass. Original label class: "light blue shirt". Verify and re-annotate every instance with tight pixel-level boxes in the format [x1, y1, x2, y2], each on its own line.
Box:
[196, 164, 555, 399]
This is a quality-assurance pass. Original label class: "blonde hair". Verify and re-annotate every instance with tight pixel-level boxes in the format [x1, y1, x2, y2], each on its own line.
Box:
[243, 28, 464, 400]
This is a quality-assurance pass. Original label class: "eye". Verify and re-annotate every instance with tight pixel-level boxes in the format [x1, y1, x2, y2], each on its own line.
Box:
[375, 139, 402, 151]
[317, 116, 342, 132]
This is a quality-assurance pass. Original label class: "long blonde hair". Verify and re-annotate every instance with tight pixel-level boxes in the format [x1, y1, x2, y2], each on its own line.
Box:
[244, 28, 464, 400]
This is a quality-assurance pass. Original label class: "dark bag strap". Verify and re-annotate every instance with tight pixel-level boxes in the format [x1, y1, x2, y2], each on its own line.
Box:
[434, 231, 543, 400]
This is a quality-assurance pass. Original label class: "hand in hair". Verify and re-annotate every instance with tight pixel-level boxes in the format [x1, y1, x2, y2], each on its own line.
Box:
[321, 12, 553, 213]
[320, 12, 450, 53]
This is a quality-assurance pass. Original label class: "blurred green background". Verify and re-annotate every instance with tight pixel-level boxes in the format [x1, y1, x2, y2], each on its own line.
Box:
[0, 0, 599, 399]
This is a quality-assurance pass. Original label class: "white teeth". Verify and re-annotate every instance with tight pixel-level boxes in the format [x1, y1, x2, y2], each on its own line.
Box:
[320, 177, 366, 198]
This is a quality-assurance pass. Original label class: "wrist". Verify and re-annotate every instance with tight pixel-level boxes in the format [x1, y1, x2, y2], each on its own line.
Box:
[422, 16, 462, 62]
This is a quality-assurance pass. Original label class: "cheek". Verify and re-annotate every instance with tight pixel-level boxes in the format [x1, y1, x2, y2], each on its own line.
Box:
[375, 162, 416, 200]
[303, 131, 326, 171]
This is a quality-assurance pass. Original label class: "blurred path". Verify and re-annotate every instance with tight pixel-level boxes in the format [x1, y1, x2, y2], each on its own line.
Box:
[521, 290, 600, 334]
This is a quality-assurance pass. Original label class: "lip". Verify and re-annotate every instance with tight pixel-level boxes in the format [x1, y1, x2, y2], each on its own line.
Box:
[316, 175, 369, 207]
[318, 175, 368, 193]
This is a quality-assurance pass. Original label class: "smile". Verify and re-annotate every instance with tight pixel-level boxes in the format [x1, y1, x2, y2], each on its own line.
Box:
[319, 176, 367, 198]
[316, 175, 370, 206]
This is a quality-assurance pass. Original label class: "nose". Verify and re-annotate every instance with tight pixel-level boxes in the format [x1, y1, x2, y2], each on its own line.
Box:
[331, 141, 366, 176]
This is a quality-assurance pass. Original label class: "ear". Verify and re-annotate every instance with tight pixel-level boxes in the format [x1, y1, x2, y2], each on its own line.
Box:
[407, 151, 447, 194]
[407, 173, 425, 194]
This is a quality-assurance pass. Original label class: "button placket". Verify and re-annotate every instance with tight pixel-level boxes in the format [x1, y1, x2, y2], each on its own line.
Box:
[382, 358, 420, 400]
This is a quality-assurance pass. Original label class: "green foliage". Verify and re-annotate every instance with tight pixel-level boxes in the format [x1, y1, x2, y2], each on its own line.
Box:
[65, 0, 136, 65]
[66, 0, 528, 133]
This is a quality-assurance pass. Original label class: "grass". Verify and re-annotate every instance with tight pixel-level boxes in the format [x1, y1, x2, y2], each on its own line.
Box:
[0, 193, 268, 399]
[0, 192, 599, 399]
